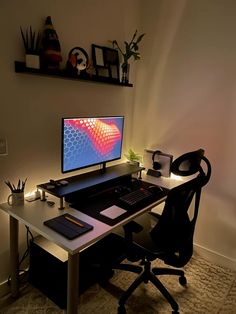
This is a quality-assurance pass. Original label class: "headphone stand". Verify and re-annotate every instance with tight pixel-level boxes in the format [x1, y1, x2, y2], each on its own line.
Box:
[147, 168, 161, 177]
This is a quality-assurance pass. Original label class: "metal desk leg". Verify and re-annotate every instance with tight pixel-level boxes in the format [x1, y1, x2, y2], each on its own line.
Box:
[10, 216, 19, 297]
[67, 252, 79, 314]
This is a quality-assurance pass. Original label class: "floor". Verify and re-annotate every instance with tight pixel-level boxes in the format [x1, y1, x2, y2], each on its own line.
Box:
[0, 253, 236, 313]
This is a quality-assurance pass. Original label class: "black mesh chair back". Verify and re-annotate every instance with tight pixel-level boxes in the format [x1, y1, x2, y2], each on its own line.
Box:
[150, 149, 211, 267]
[114, 149, 211, 314]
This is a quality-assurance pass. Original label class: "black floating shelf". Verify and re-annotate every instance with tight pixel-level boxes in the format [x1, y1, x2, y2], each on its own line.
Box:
[14, 61, 133, 87]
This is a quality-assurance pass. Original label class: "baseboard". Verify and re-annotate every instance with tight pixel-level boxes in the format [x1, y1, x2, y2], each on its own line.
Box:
[0, 279, 11, 299]
[0, 271, 28, 299]
[194, 243, 236, 271]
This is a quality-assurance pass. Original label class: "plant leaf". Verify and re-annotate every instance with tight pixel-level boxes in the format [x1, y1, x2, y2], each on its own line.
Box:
[26, 27, 29, 52]
[110, 30, 145, 63]
[136, 33, 145, 44]
[35, 32, 41, 52]
[30, 26, 35, 51]
[130, 30, 137, 43]
[20, 27, 27, 51]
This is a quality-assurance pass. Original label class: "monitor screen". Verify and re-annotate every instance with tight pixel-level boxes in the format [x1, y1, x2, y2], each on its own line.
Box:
[62, 116, 124, 173]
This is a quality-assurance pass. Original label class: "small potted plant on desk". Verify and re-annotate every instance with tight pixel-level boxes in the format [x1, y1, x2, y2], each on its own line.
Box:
[20, 26, 41, 69]
[125, 148, 142, 166]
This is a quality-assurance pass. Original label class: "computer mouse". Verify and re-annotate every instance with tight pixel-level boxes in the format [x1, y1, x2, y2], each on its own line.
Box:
[148, 185, 163, 194]
[47, 200, 55, 207]
[114, 186, 131, 195]
[60, 180, 69, 186]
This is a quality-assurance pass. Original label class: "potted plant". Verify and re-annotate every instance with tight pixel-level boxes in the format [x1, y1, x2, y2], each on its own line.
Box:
[110, 30, 145, 83]
[20, 26, 41, 69]
[125, 148, 142, 166]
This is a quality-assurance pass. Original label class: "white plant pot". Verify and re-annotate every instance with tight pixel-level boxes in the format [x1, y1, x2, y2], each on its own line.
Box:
[26, 54, 40, 69]
[127, 160, 140, 166]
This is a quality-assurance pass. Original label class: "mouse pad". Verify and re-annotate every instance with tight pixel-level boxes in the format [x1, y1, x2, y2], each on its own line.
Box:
[100, 205, 127, 219]
[71, 180, 169, 226]
[44, 214, 93, 240]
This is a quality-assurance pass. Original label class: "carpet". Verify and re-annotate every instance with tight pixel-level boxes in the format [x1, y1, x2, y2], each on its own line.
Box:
[0, 253, 236, 313]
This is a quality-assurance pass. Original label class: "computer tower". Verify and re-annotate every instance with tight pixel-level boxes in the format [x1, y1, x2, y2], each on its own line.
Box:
[29, 233, 125, 309]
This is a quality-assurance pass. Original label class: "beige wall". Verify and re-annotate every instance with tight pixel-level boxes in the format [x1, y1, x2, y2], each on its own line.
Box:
[132, 0, 236, 268]
[1, 0, 236, 287]
[0, 0, 140, 283]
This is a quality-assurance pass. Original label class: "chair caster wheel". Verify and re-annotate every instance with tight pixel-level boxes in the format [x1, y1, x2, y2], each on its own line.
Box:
[118, 305, 126, 314]
[179, 275, 187, 286]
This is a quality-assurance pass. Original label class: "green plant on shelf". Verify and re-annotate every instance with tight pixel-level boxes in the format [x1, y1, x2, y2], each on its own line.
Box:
[110, 30, 145, 83]
[20, 26, 41, 55]
[125, 148, 142, 164]
[110, 30, 145, 68]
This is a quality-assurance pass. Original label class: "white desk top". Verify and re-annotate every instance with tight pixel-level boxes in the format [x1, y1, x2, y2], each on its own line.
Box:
[0, 173, 186, 255]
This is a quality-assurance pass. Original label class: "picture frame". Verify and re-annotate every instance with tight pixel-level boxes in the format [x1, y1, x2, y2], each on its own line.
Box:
[92, 44, 120, 81]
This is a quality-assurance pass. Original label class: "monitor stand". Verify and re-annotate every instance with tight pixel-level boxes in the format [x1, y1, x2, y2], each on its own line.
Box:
[37, 163, 145, 210]
[100, 162, 106, 174]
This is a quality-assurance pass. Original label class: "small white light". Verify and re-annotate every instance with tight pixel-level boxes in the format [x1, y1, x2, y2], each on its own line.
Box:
[170, 173, 183, 181]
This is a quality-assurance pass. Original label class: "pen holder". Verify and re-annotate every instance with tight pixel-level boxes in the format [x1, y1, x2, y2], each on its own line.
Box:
[7, 192, 24, 206]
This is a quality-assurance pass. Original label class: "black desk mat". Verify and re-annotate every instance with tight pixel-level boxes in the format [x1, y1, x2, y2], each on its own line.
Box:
[71, 180, 169, 226]
[44, 214, 93, 240]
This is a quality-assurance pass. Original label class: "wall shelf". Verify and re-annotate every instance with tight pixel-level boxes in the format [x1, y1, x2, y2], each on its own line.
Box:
[14, 61, 133, 87]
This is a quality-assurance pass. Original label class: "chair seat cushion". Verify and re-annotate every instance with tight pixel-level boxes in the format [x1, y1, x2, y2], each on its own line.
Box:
[125, 212, 193, 267]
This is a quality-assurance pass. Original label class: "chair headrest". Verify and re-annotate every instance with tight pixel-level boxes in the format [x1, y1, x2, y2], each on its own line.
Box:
[170, 149, 205, 176]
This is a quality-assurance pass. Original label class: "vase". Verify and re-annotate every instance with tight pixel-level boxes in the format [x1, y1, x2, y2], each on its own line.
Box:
[41, 16, 62, 70]
[25, 54, 40, 69]
[127, 160, 140, 167]
[121, 62, 130, 84]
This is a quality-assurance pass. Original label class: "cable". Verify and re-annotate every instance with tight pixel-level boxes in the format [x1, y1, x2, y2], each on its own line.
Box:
[19, 226, 34, 268]
[7, 225, 34, 286]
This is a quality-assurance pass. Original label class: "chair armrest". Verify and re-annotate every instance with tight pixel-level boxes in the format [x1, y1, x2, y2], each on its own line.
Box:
[122, 221, 144, 262]
[122, 221, 143, 244]
[123, 221, 143, 234]
[149, 211, 161, 220]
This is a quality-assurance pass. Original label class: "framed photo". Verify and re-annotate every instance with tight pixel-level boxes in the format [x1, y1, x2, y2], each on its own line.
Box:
[92, 44, 120, 81]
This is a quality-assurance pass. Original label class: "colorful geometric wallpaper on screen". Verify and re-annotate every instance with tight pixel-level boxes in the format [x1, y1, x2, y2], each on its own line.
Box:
[63, 117, 124, 172]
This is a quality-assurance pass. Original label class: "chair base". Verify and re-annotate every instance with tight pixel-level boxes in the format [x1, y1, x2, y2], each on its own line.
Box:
[116, 259, 186, 313]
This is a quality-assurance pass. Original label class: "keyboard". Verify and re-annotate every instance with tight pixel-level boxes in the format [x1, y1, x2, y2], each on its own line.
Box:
[118, 188, 153, 209]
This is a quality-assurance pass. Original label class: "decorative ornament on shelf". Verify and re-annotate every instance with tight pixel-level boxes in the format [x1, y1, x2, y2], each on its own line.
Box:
[20, 26, 41, 69]
[110, 30, 145, 84]
[125, 148, 143, 166]
[66, 47, 89, 76]
[41, 16, 62, 70]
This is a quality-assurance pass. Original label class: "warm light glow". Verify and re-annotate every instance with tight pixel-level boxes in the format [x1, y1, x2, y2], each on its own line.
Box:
[25, 190, 37, 197]
[170, 173, 183, 181]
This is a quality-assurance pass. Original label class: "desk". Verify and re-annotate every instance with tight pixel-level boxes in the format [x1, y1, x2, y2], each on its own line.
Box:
[0, 172, 186, 314]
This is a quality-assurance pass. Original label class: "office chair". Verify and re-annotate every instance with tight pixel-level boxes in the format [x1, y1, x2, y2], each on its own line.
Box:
[113, 149, 211, 314]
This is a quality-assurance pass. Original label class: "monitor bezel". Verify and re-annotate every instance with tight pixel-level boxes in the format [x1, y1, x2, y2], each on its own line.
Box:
[61, 115, 124, 174]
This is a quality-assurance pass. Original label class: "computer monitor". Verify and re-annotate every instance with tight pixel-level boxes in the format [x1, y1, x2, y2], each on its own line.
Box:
[61, 116, 124, 173]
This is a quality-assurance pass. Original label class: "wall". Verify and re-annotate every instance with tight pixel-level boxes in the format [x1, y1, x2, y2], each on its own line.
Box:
[1, 0, 236, 291]
[132, 0, 236, 269]
[0, 0, 140, 285]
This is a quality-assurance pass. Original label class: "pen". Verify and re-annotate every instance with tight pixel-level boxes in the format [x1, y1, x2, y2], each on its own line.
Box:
[65, 215, 84, 228]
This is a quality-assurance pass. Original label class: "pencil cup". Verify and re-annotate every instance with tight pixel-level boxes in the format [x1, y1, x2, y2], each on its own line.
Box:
[7, 192, 24, 206]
